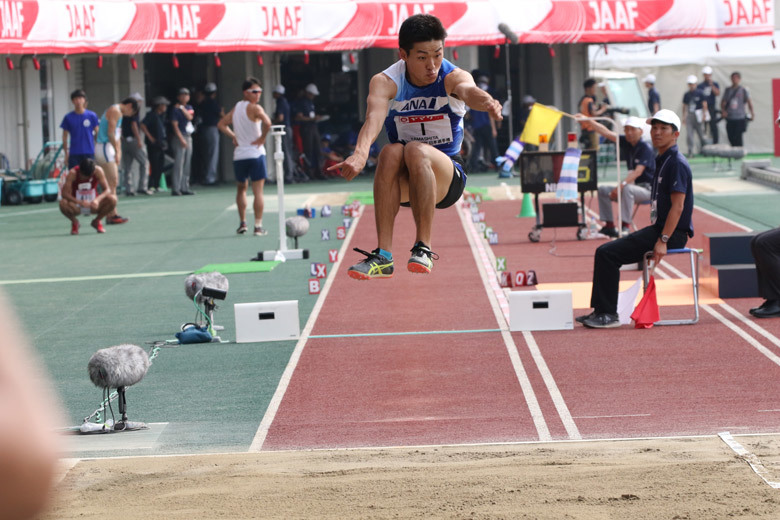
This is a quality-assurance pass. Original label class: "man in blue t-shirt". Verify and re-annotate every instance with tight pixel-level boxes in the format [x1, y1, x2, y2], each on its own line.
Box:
[575, 116, 655, 237]
[329, 14, 502, 279]
[578, 109, 694, 329]
[682, 75, 708, 156]
[60, 89, 100, 169]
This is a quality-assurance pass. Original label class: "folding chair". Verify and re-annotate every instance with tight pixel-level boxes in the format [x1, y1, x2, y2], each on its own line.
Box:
[642, 248, 702, 325]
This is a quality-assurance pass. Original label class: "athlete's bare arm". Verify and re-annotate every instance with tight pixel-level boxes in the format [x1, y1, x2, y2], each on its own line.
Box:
[60, 169, 80, 206]
[329, 73, 396, 181]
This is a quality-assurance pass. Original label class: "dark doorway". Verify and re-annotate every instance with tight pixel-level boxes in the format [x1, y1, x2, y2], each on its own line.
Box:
[143, 53, 210, 101]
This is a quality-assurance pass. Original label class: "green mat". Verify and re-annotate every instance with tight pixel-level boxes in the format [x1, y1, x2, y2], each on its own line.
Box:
[194, 261, 280, 274]
[347, 191, 374, 205]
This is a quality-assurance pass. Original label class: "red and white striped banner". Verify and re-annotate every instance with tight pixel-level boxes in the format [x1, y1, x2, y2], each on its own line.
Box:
[0, 0, 774, 55]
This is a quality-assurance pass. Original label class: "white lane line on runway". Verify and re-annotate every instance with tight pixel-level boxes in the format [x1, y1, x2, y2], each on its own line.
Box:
[573, 414, 651, 419]
[717, 302, 780, 351]
[458, 204, 552, 442]
[248, 205, 361, 452]
[655, 262, 780, 368]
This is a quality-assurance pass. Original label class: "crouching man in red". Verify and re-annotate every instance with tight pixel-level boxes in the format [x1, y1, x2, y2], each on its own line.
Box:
[59, 157, 117, 235]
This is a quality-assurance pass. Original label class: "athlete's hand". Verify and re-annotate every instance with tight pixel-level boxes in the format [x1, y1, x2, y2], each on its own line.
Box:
[329, 153, 365, 181]
[486, 98, 503, 121]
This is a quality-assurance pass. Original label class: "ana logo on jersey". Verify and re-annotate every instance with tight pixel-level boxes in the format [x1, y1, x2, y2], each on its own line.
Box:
[82, 119, 92, 127]
[399, 97, 438, 111]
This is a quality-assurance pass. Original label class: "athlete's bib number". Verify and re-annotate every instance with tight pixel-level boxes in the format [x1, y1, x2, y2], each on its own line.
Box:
[395, 114, 453, 146]
[76, 182, 96, 215]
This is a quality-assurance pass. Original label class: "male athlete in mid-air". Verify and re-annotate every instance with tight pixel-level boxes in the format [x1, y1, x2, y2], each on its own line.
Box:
[330, 13, 502, 279]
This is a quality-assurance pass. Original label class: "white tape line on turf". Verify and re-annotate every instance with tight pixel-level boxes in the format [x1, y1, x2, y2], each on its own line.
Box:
[693, 204, 753, 232]
[718, 431, 780, 489]
[248, 207, 362, 452]
[457, 204, 551, 441]
[0, 271, 191, 285]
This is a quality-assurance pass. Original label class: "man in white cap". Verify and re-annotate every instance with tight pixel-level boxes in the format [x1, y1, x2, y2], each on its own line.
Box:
[575, 115, 655, 237]
[578, 109, 694, 328]
[293, 83, 326, 179]
[643, 74, 660, 114]
[682, 74, 707, 156]
[698, 66, 720, 143]
[272, 84, 297, 183]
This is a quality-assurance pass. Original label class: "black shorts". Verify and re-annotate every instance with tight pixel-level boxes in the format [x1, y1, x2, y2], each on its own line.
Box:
[400, 155, 467, 210]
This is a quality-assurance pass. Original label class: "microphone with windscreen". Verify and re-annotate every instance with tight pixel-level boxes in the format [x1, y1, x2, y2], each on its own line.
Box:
[86, 344, 150, 432]
[185, 271, 228, 336]
[498, 23, 518, 45]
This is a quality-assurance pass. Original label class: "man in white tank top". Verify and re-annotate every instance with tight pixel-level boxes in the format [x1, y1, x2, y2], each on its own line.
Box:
[217, 77, 272, 235]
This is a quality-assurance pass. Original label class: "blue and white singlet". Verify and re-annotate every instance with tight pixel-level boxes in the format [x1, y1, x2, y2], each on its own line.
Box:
[382, 58, 466, 158]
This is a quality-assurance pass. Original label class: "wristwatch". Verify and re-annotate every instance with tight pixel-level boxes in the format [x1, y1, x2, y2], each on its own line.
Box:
[660, 234, 669, 243]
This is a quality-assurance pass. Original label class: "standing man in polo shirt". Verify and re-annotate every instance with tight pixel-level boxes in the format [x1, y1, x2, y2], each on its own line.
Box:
[120, 92, 151, 196]
[198, 83, 223, 185]
[578, 109, 694, 328]
[60, 89, 100, 169]
[721, 71, 754, 148]
[643, 74, 660, 115]
[141, 96, 170, 192]
[170, 87, 196, 196]
[682, 75, 707, 157]
[293, 83, 326, 179]
[272, 84, 297, 184]
[698, 66, 720, 144]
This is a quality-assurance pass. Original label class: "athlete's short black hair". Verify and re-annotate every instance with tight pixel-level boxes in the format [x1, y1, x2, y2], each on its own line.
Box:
[583, 78, 597, 89]
[79, 157, 95, 176]
[70, 89, 87, 100]
[121, 97, 139, 115]
[242, 77, 262, 91]
[398, 14, 447, 54]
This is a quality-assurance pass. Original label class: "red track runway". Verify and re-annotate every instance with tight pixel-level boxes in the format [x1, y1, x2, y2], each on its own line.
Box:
[259, 200, 780, 451]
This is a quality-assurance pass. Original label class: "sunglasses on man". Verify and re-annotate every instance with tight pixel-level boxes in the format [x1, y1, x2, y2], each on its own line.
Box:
[246, 88, 262, 93]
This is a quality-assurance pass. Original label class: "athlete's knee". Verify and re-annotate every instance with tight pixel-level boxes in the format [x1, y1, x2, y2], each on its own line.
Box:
[377, 142, 405, 166]
[402, 141, 430, 165]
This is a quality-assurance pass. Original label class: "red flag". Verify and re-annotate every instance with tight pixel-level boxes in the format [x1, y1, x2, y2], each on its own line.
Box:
[631, 275, 660, 329]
